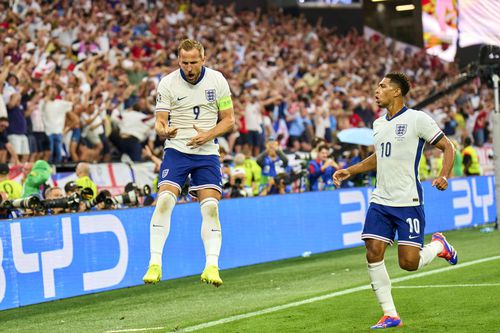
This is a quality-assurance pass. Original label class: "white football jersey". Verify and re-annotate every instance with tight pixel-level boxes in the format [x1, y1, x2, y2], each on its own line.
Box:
[371, 107, 443, 207]
[155, 67, 232, 155]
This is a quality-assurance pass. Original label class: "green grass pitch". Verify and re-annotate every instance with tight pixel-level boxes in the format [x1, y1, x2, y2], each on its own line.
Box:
[1, 225, 499, 333]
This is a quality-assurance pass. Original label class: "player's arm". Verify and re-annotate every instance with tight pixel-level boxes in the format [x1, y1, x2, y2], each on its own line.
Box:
[187, 96, 235, 148]
[211, 104, 235, 139]
[431, 135, 455, 191]
[155, 111, 177, 139]
[155, 79, 177, 139]
[333, 153, 377, 187]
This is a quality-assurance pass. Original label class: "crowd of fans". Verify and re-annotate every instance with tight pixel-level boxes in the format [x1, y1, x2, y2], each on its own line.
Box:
[0, 0, 496, 216]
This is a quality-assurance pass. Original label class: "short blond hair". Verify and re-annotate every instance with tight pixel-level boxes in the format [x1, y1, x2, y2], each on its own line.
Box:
[177, 39, 205, 58]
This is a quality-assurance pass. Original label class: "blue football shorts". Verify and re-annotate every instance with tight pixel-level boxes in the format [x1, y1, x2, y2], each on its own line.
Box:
[158, 148, 222, 196]
[361, 202, 426, 248]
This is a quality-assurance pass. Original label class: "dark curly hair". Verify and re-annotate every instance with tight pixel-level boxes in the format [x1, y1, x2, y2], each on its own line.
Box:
[385, 72, 411, 96]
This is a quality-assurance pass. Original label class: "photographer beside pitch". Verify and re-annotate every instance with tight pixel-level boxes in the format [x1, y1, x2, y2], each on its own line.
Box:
[333, 72, 458, 329]
[142, 39, 235, 287]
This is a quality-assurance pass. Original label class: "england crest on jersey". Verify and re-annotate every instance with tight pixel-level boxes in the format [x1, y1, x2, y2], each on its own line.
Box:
[205, 89, 216, 103]
[395, 124, 407, 136]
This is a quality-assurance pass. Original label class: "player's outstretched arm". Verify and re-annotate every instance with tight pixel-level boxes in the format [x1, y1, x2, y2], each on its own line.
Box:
[333, 153, 377, 187]
[431, 135, 455, 191]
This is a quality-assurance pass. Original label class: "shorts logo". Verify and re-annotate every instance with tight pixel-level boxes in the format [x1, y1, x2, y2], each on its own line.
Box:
[395, 124, 407, 136]
[205, 89, 216, 103]
[162, 169, 169, 179]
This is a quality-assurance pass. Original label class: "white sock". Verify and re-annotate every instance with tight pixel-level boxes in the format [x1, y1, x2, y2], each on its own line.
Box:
[368, 260, 398, 317]
[418, 240, 444, 269]
[148, 191, 176, 267]
[200, 198, 222, 268]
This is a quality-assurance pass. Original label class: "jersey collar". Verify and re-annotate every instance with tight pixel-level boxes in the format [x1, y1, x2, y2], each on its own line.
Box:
[180, 66, 206, 85]
[386, 105, 408, 121]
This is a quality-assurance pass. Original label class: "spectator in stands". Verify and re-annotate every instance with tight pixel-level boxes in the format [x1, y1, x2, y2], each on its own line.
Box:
[0, 62, 15, 119]
[462, 137, 481, 176]
[63, 103, 83, 163]
[256, 136, 289, 193]
[311, 97, 331, 142]
[26, 91, 51, 162]
[110, 108, 155, 162]
[242, 93, 263, 157]
[286, 102, 314, 152]
[80, 95, 105, 162]
[0, 117, 20, 164]
[472, 105, 488, 147]
[40, 85, 74, 164]
[74, 162, 98, 199]
[308, 144, 337, 191]
[6, 92, 30, 163]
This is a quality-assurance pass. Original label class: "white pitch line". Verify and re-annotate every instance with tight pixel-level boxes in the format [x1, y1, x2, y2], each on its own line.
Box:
[394, 283, 500, 289]
[105, 255, 500, 333]
[105, 328, 164, 333]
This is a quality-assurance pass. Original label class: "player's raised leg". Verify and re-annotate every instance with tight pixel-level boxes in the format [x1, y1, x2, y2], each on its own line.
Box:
[198, 188, 223, 287]
[143, 185, 179, 284]
[430, 232, 458, 265]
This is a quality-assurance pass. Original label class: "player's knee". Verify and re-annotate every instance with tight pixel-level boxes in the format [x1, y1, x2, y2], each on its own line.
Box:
[200, 198, 219, 220]
[155, 191, 177, 214]
[365, 245, 385, 263]
[399, 258, 418, 271]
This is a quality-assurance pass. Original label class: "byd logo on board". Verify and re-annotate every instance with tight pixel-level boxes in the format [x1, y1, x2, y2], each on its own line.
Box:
[0, 214, 128, 304]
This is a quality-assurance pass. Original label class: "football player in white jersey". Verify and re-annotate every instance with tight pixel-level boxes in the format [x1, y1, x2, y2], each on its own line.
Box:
[143, 39, 235, 287]
[333, 72, 458, 329]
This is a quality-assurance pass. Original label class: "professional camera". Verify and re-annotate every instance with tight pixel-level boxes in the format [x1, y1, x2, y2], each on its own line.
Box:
[2, 195, 42, 211]
[83, 190, 111, 209]
[80, 187, 95, 200]
[227, 176, 248, 198]
[105, 183, 152, 207]
[41, 192, 82, 211]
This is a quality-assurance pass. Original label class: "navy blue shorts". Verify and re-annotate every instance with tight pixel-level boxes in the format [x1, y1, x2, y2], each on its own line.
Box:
[362, 203, 426, 248]
[158, 148, 222, 196]
[71, 128, 81, 142]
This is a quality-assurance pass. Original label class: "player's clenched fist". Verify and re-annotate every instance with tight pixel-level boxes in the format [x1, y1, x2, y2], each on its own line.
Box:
[431, 175, 448, 191]
[333, 169, 351, 187]
[155, 120, 178, 139]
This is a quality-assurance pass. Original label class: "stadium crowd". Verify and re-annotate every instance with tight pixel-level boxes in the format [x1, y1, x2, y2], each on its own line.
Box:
[0, 0, 496, 216]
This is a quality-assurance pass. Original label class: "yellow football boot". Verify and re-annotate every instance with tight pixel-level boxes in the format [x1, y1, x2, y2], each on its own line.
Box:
[201, 265, 223, 287]
[143, 264, 162, 284]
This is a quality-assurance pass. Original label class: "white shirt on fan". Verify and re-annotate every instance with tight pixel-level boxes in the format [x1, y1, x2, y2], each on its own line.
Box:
[371, 106, 443, 207]
[155, 66, 231, 155]
[40, 99, 73, 135]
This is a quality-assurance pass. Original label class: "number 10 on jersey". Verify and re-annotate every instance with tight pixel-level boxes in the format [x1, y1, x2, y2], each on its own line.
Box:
[380, 142, 391, 157]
